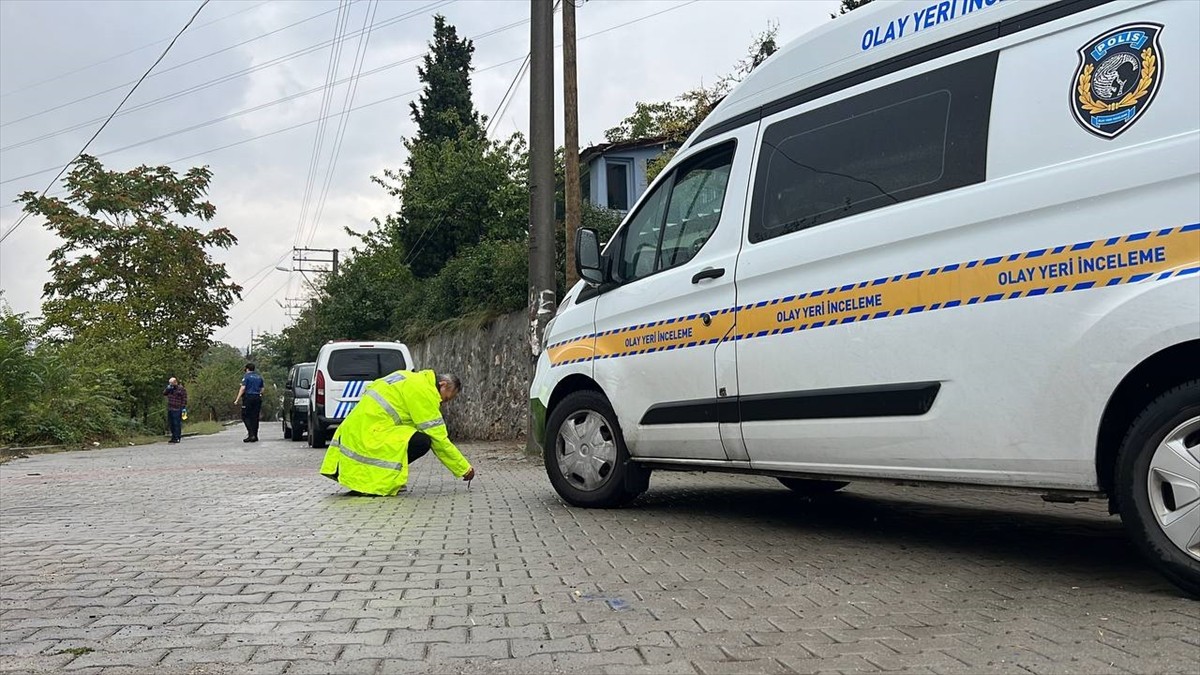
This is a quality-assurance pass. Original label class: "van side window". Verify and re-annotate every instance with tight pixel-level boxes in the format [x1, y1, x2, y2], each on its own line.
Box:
[613, 142, 736, 283]
[748, 54, 996, 243]
[615, 181, 670, 282]
[658, 147, 734, 271]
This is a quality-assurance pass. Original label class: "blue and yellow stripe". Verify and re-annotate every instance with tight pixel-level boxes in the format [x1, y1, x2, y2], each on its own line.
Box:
[547, 224, 1200, 367]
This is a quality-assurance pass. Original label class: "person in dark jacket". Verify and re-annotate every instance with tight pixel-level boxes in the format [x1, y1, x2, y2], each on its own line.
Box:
[163, 377, 188, 444]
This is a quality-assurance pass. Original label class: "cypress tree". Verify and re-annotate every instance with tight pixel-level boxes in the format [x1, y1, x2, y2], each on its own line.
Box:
[409, 15, 482, 142]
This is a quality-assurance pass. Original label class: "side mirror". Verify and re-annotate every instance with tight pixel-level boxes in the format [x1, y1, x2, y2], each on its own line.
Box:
[300, 378, 310, 390]
[575, 228, 604, 285]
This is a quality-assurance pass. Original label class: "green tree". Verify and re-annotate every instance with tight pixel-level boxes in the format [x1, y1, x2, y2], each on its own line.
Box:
[189, 342, 245, 422]
[16, 155, 240, 422]
[833, 0, 874, 18]
[374, 16, 525, 279]
[410, 14, 483, 143]
[375, 132, 527, 279]
[0, 307, 126, 445]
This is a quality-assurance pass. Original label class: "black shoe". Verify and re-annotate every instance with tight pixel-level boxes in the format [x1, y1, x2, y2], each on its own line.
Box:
[168, 439, 179, 444]
[250, 436, 259, 442]
[243, 437, 253, 443]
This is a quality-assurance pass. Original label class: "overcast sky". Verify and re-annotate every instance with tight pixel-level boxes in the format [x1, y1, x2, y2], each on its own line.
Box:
[0, 0, 839, 352]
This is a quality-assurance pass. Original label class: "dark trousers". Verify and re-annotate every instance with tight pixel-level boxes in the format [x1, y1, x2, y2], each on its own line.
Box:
[408, 432, 431, 463]
[242, 395, 262, 439]
[167, 409, 183, 441]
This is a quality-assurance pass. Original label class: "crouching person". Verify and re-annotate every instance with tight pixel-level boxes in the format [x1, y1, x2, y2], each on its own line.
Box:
[320, 370, 475, 495]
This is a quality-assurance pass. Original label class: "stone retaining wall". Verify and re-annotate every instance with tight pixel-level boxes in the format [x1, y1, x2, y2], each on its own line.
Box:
[408, 311, 533, 441]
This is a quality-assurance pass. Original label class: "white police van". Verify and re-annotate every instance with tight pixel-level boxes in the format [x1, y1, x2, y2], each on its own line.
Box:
[308, 341, 413, 448]
[530, 0, 1200, 596]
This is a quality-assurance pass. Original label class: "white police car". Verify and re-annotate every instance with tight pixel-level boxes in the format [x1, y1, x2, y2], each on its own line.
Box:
[531, 0, 1200, 596]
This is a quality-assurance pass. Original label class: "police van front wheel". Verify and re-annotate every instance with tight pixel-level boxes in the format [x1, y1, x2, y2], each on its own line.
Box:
[1116, 380, 1200, 599]
[545, 390, 649, 508]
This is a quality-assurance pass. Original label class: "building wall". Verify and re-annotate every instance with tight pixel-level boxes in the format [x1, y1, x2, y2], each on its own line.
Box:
[408, 310, 533, 442]
[587, 145, 668, 211]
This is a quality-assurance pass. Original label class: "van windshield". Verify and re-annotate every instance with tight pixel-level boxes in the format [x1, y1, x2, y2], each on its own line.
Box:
[327, 349, 406, 381]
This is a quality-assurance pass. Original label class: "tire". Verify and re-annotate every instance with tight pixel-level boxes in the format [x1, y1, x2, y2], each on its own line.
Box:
[310, 423, 327, 448]
[283, 419, 292, 439]
[1115, 379, 1200, 598]
[290, 413, 306, 442]
[307, 412, 326, 448]
[777, 477, 849, 496]
[544, 390, 649, 508]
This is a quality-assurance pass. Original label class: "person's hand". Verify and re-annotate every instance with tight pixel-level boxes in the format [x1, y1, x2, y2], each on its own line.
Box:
[462, 467, 475, 481]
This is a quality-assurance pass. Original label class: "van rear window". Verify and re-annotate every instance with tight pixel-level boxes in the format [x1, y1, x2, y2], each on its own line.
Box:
[749, 53, 996, 243]
[327, 349, 406, 380]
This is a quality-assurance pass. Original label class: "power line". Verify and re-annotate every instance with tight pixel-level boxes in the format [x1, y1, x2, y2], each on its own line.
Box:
[0, 1, 271, 100]
[218, 276, 292, 343]
[0, 0, 212, 247]
[1, 1, 702, 242]
[212, 0, 705, 339]
[294, 0, 354, 251]
[235, 250, 295, 304]
[2, 16, 535, 186]
[485, 0, 563, 139]
[486, 56, 531, 138]
[0, 2, 356, 128]
[2, 5, 520, 156]
[0, 0, 446, 131]
[304, 0, 382, 247]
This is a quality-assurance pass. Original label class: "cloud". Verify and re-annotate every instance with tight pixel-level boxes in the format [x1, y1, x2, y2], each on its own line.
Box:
[1, 0, 838, 349]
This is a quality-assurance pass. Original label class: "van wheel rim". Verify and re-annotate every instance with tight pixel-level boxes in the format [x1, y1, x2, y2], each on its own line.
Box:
[1146, 416, 1200, 562]
[556, 410, 617, 492]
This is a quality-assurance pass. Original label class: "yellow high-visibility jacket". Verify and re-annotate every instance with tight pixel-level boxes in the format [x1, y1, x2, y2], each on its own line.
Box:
[319, 369, 471, 495]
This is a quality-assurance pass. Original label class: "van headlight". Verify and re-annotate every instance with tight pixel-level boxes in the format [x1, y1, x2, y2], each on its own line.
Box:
[541, 316, 557, 353]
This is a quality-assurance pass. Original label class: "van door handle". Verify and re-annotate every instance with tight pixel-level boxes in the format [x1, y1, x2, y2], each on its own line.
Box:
[692, 267, 725, 284]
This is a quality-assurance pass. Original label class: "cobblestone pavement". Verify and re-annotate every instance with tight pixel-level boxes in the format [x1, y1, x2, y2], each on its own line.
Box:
[1, 428, 1197, 675]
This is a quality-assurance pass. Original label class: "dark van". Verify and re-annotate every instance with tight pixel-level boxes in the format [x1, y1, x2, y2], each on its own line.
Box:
[282, 362, 315, 441]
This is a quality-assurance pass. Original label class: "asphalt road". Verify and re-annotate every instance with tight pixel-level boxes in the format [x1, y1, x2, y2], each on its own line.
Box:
[1, 427, 1197, 674]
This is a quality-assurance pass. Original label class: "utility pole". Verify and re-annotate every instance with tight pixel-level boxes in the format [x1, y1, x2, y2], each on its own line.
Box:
[528, 0, 556, 357]
[290, 247, 339, 277]
[563, 0, 581, 289]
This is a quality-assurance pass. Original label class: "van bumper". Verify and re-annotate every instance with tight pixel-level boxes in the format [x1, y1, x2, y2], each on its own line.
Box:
[530, 399, 547, 448]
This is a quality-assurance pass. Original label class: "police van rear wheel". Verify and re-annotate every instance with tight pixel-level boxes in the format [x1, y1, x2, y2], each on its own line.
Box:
[545, 390, 648, 508]
[308, 413, 327, 448]
[1116, 380, 1200, 598]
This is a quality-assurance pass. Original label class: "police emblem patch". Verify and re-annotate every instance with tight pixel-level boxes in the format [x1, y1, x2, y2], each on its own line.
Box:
[1071, 23, 1164, 139]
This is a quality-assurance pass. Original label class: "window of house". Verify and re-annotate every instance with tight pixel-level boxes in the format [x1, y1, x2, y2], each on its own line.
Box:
[613, 142, 736, 284]
[606, 160, 630, 211]
[748, 54, 996, 243]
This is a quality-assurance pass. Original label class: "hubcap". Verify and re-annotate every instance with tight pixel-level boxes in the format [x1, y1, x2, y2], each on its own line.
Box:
[555, 409, 617, 491]
[1146, 416, 1200, 562]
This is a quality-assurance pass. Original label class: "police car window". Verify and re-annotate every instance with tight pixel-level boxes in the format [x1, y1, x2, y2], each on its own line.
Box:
[613, 142, 736, 283]
[615, 180, 669, 282]
[328, 350, 406, 380]
[749, 53, 995, 243]
[658, 146, 734, 271]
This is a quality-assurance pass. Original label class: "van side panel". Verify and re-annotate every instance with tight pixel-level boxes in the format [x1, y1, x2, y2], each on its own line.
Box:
[731, 0, 1199, 490]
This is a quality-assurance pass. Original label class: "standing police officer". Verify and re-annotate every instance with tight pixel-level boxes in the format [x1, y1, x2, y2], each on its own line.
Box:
[234, 363, 265, 443]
